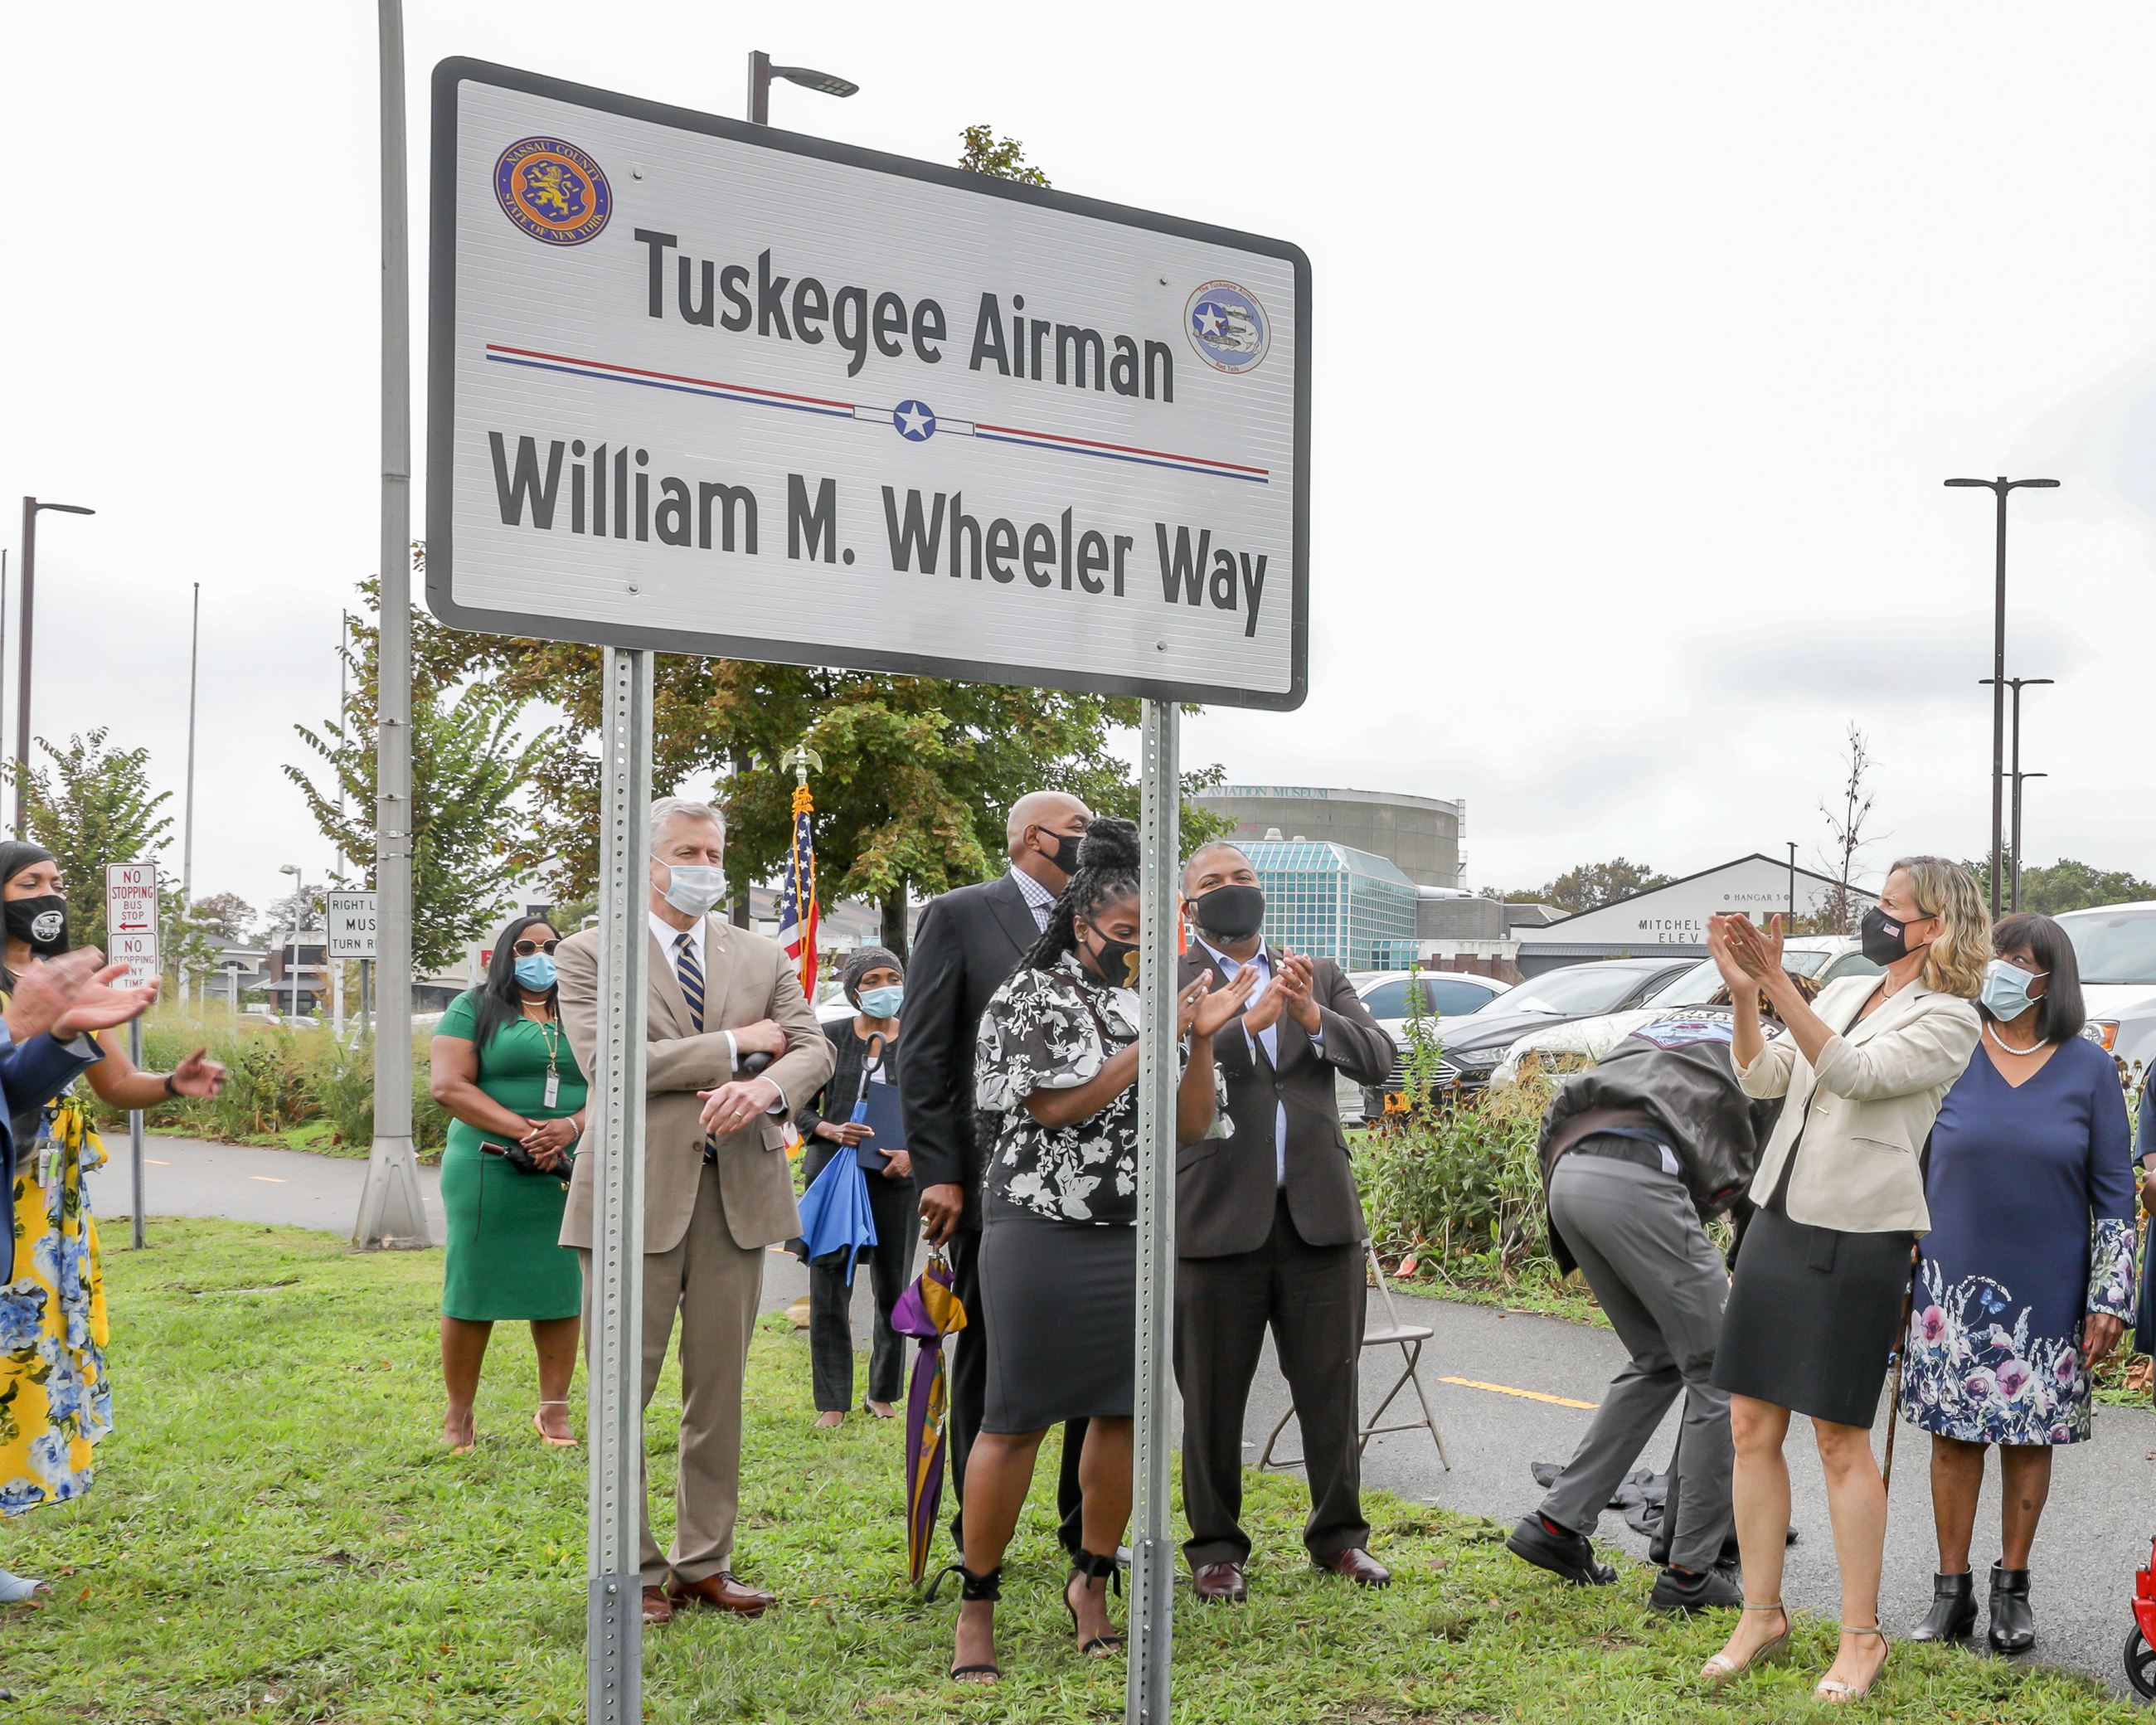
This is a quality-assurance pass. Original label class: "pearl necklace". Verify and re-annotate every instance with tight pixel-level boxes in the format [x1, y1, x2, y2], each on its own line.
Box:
[1983, 1022, 2047, 1057]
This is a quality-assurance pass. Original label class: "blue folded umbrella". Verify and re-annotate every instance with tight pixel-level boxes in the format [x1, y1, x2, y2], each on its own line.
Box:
[794, 1143, 880, 1285]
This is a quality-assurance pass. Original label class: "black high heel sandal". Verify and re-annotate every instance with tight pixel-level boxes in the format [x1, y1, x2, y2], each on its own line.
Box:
[930, 1563, 1003, 1683]
[1064, 1547, 1125, 1658]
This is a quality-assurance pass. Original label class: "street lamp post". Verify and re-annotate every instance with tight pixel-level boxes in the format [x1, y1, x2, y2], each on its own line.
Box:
[1945, 476, 2058, 920]
[745, 50, 858, 125]
[14, 498, 96, 836]
[279, 863, 303, 1019]
[1979, 676, 2053, 913]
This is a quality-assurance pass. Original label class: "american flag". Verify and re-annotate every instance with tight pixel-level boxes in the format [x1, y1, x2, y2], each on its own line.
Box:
[776, 781, 819, 996]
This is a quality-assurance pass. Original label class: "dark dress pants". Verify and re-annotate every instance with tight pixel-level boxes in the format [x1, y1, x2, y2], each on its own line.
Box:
[804, 1149, 918, 1412]
[1177, 1193, 1369, 1568]
[946, 1224, 1086, 1553]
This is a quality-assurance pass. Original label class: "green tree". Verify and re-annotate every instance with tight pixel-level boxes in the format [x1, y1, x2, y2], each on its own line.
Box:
[286, 581, 553, 974]
[159, 882, 226, 999]
[1483, 858, 1673, 916]
[10, 728, 175, 952]
[1965, 858, 2156, 917]
[188, 892, 256, 942]
[958, 124, 1050, 185]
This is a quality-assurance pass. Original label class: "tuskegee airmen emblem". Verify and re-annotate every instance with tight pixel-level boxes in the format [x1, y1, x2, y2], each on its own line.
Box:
[1184, 280, 1270, 374]
[494, 137, 613, 246]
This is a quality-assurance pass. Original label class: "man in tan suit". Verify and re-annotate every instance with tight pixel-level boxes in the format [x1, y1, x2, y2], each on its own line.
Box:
[556, 796, 833, 1627]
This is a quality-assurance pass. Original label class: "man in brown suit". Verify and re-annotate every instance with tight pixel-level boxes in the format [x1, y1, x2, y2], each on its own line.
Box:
[556, 797, 833, 1628]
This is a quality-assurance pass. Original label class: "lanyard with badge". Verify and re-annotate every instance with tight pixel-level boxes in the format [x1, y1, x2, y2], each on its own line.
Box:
[538, 1015, 564, 1110]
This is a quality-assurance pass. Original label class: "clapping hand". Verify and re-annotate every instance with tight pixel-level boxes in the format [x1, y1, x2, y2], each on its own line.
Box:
[1187, 965, 1260, 1038]
[1270, 951, 1323, 1033]
[168, 1047, 226, 1100]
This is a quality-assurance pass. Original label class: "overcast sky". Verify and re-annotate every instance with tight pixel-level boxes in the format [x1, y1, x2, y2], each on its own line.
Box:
[7, 1, 2155, 921]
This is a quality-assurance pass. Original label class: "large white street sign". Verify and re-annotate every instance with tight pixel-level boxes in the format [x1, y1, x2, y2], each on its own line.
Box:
[104, 862, 159, 990]
[428, 60, 1308, 708]
[327, 890, 380, 960]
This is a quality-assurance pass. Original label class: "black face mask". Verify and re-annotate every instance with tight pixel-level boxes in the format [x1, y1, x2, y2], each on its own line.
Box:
[5, 895, 69, 958]
[1080, 922, 1141, 988]
[1191, 882, 1266, 941]
[1860, 903, 1929, 967]
[1037, 828, 1083, 878]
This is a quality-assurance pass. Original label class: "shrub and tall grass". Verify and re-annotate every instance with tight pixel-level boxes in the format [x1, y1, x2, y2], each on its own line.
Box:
[1352, 969, 1566, 1295]
[79, 1010, 452, 1159]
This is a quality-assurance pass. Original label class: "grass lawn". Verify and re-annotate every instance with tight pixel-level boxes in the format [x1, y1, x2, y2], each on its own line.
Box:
[1, 1220, 2144, 1723]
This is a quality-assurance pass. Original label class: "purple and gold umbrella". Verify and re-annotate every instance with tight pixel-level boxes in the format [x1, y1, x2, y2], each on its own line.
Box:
[890, 1249, 969, 1582]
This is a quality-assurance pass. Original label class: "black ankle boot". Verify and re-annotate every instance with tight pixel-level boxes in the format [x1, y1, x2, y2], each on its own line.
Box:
[1908, 1570, 1976, 1643]
[1988, 1564, 2035, 1654]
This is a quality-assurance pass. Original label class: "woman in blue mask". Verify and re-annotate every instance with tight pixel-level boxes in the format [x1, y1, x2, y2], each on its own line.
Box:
[794, 945, 916, 1427]
[1896, 911, 2133, 1655]
[429, 914, 589, 1452]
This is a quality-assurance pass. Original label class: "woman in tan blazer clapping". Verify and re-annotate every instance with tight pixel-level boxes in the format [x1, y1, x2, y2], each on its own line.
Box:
[1698, 857, 1986, 1705]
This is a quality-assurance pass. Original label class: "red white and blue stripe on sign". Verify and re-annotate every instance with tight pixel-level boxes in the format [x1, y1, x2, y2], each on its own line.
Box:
[481, 343, 1269, 486]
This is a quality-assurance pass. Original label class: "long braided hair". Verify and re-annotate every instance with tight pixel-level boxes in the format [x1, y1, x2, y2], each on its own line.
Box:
[1017, 816, 1143, 974]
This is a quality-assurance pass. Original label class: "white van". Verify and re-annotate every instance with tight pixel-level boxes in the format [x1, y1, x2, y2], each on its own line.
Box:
[2054, 903, 2156, 1086]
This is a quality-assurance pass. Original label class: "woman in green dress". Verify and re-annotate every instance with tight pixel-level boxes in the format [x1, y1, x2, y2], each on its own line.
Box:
[429, 915, 587, 1452]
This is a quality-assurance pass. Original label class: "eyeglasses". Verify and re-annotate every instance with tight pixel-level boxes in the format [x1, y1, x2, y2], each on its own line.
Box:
[512, 939, 560, 957]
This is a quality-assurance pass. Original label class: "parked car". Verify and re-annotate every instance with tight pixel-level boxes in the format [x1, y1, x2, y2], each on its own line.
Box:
[1488, 935, 1880, 1086]
[1363, 955, 1697, 1114]
[1335, 969, 1511, 1121]
[2055, 902, 2156, 1081]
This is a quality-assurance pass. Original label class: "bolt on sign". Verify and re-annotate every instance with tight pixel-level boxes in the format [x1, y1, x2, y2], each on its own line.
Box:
[426, 58, 1309, 712]
[104, 863, 159, 990]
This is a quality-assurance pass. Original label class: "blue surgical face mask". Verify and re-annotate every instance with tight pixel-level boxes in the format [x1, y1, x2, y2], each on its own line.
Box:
[663, 862, 726, 917]
[1980, 957, 2046, 1021]
[858, 984, 904, 1019]
[515, 954, 558, 992]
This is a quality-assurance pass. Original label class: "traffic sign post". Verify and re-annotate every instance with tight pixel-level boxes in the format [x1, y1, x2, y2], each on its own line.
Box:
[430, 60, 1307, 1724]
[105, 862, 158, 1250]
[328, 891, 381, 1047]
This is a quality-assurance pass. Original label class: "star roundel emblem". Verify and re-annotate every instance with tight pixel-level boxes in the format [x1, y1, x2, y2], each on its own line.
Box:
[892, 400, 937, 441]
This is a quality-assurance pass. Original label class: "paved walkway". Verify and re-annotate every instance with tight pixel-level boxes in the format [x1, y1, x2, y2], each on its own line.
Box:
[88, 1139, 2156, 1698]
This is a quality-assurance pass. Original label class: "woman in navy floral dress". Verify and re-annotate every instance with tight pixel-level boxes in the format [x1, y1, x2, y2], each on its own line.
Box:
[1899, 913, 2134, 1655]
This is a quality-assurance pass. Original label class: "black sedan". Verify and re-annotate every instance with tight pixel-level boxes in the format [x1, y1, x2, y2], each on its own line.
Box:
[1367, 955, 1697, 1113]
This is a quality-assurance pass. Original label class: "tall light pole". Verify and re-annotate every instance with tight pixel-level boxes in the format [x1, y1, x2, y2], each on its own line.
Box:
[745, 51, 858, 125]
[14, 498, 95, 835]
[355, 0, 428, 1251]
[278, 862, 303, 1018]
[1979, 675, 2052, 913]
[182, 581, 200, 1006]
[1945, 475, 2058, 920]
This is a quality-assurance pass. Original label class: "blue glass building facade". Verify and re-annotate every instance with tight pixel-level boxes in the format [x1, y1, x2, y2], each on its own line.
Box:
[1239, 840, 1420, 969]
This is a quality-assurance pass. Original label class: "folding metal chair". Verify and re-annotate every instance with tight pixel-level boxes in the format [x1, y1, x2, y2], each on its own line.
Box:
[1257, 1236, 1450, 1472]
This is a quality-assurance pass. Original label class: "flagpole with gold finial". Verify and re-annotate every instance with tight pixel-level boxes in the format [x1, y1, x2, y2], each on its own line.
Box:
[778, 743, 823, 999]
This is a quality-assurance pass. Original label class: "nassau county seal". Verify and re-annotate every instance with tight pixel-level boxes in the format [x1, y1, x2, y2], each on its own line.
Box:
[494, 137, 612, 246]
[1184, 280, 1270, 374]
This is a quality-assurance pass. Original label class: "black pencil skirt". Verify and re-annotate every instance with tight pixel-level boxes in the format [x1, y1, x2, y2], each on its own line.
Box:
[978, 1199, 1135, 1434]
[1712, 1208, 1915, 1430]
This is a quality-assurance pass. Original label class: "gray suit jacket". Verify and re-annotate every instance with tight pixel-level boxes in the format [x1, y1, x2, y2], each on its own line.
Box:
[555, 916, 834, 1256]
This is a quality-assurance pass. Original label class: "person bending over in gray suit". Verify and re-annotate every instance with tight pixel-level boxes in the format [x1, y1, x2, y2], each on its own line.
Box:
[556, 796, 834, 1630]
[1505, 976, 1818, 1614]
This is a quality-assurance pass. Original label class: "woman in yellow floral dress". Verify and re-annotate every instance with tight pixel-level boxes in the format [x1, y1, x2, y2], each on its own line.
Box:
[0, 843, 223, 1600]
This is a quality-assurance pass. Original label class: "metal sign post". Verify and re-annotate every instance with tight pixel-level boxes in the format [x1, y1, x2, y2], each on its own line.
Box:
[586, 646, 651, 1724]
[328, 891, 380, 1049]
[1128, 700, 1179, 1723]
[104, 862, 158, 1251]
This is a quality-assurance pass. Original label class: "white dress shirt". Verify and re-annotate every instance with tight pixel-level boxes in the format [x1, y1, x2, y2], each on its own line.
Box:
[1197, 937, 1322, 1188]
[649, 911, 786, 1110]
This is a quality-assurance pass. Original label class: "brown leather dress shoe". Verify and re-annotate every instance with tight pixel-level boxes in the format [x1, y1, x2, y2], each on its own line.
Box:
[1192, 1562, 1248, 1603]
[641, 1587, 674, 1626]
[667, 1572, 775, 1617]
[1314, 1548, 1392, 1587]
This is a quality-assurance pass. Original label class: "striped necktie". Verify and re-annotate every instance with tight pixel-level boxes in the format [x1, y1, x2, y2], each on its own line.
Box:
[674, 931, 705, 1033]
